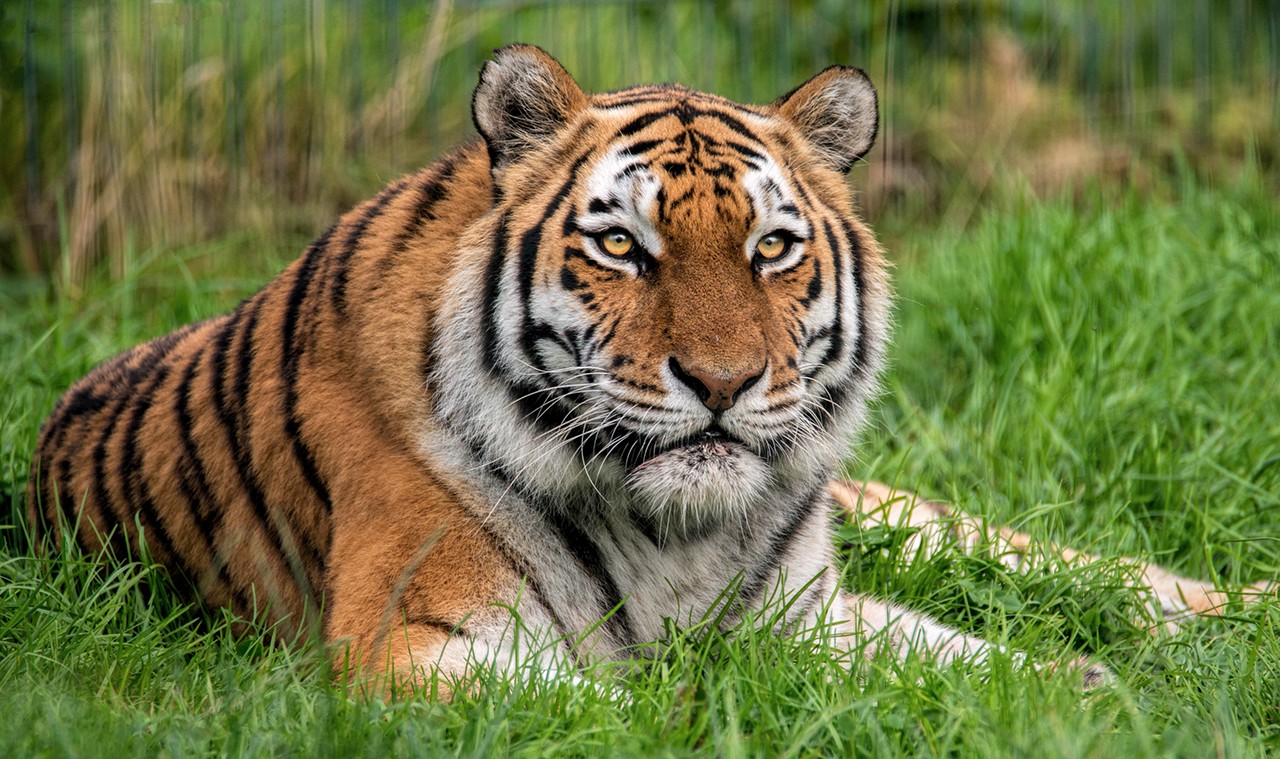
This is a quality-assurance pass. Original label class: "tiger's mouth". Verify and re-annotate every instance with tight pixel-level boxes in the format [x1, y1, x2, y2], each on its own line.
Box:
[622, 423, 772, 528]
[640, 425, 750, 465]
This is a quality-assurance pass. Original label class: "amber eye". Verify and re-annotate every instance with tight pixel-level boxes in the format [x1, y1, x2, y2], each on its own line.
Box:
[755, 232, 791, 261]
[596, 228, 635, 257]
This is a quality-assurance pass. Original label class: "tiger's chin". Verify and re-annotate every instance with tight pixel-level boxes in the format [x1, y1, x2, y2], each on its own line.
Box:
[625, 439, 772, 536]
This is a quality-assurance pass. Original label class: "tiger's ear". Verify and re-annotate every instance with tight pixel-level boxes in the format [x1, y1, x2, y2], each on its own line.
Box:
[472, 44, 588, 173]
[774, 66, 878, 173]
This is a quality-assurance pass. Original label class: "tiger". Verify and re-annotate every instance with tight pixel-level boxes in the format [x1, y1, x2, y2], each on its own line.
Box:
[27, 44, 1266, 696]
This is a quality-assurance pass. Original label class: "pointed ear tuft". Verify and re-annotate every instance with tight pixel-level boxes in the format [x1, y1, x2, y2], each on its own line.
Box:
[471, 44, 587, 173]
[774, 66, 878, 173]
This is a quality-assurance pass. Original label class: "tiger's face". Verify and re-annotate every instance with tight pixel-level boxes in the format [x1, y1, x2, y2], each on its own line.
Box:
[435, 47, 889, 533]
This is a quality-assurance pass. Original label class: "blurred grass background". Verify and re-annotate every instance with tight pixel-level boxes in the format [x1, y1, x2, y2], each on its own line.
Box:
[2, 0, 1278, 290]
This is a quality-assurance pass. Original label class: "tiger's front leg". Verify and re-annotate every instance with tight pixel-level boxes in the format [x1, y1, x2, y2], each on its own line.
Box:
[315, 417, 543, 698]
[831, 480, 1273, 633]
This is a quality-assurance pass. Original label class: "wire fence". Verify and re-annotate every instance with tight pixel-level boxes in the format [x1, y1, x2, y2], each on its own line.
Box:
[4, 0, 1279, 285]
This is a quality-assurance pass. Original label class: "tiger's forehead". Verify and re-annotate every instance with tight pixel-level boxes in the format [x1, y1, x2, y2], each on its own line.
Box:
[576, 89, 804, 240]
[589, 85, 777, 153]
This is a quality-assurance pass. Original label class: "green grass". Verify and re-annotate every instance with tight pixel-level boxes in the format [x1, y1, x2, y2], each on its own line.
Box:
[2, 185, 1279, 756]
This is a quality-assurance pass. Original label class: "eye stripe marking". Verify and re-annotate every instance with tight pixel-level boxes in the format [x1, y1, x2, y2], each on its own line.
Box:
[621, 138, 665, 156]
[480, 212, 510, 375]
[587, 197, 622, 214]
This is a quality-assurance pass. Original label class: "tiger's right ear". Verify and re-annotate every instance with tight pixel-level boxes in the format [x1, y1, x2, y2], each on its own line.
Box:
[472, 45, 588, 174]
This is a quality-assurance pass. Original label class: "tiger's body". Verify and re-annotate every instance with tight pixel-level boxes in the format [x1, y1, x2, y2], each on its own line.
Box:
[29, 46, 1258, 694]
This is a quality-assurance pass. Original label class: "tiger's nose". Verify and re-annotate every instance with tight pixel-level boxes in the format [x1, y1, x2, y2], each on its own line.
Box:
[668, 357, 764, 412]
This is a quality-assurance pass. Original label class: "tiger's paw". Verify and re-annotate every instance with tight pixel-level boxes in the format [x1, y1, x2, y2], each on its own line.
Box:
[1041, 655, 1114, 690]
[1138, 567, 1276, 635]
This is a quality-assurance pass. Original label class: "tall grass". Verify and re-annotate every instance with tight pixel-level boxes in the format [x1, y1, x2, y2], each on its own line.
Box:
[2, 183, 1277, 757]
[4, 0, 1279, 286]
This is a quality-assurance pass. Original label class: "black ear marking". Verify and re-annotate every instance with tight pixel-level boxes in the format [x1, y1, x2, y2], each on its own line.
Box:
[774, 66, 879, 173]
[471, 44, 588, 174]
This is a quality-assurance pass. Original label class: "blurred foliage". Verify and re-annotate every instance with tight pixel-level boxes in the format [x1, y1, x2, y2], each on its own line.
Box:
[1, 0, 1278, 288]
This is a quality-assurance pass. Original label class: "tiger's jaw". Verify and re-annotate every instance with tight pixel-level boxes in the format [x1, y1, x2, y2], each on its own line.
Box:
[624, 430, 773, 534]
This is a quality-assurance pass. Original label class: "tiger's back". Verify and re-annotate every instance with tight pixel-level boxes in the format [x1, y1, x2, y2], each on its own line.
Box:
[29, 141, 502, 637]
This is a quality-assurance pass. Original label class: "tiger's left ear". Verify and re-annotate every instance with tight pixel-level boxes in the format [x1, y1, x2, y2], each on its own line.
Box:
[774, 66, 878, 173]
[472, 44, 588, 174]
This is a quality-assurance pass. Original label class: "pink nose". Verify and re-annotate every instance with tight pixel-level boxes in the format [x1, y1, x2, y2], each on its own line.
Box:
[668, 357, 764, 412]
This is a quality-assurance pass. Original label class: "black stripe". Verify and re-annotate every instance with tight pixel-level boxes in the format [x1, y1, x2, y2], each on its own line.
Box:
[210, 296, 319, 596]
[796, 258, 823, 308]
[784, 577, 827, 631]
[172, 335, 257, 614]
[515, 154, 592, 373]
[282, 227, 337, 517]
[329, 178, 413, 315]
[676, 103, 758, 139]
[119, 361, 207, 589]
[54, 453, 74, 534]
[32, 443, 68, 546]
[542, 508, 635, 647]
[40, 385, 108, 449]
[526, 322, 577, 364]
[377, 158, 461, 275]
[35, 391, 96, 539]
[89, 351, 170, 557]
[801, 220, 870, 430]
[818, 220, 845, 366]
[725, 140, 765, 161]
[630, 511, 662, 549]
[617, 107, 677, 138]
[840, 219, 870, 371]
[228, 297, 262, 430]
[739, 484, 824, 609]
[613, 375, 664, 395]
[661, 187, 697, 220]
[479, 212, 510, 374]
[464, 490, 580, 662]
[417, 618, 471, 639]
[621, 138, 666, 156]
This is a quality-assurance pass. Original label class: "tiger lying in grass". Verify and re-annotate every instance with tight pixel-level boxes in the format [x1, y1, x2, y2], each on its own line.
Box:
[29, 44, 1268, 696]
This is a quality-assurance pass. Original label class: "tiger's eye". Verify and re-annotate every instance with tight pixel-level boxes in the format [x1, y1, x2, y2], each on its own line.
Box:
[755, 233, 790, 260]
[599, 229, 635, 257]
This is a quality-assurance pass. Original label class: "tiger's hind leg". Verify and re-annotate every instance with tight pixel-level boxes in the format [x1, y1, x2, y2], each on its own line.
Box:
[836, 590, 1113, 688]
[830, 480, 1274, 634]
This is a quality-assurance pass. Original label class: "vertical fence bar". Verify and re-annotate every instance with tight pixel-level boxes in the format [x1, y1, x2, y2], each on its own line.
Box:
[184, 0, 198, 231]
[271, 0, 285, 195]
[23, 0, 39, 218]
[1194, 0, 1211, 139]
[1081, 0, 1098, 133]
[61, 0, 78, 195]
[387, 0, 401, 164]
[1232, 0, 1246, 86]
[144, 0, 155, 125]
[103, 0, 120, 276]
[1156, 0, 1172, 101]
[1122, 1, 1135, 132]
[1270, 0, 1280, 130]
[351, 0, 364, 154]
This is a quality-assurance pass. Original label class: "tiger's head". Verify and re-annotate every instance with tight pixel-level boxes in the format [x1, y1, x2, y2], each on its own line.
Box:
[433, 45, 890, 534]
